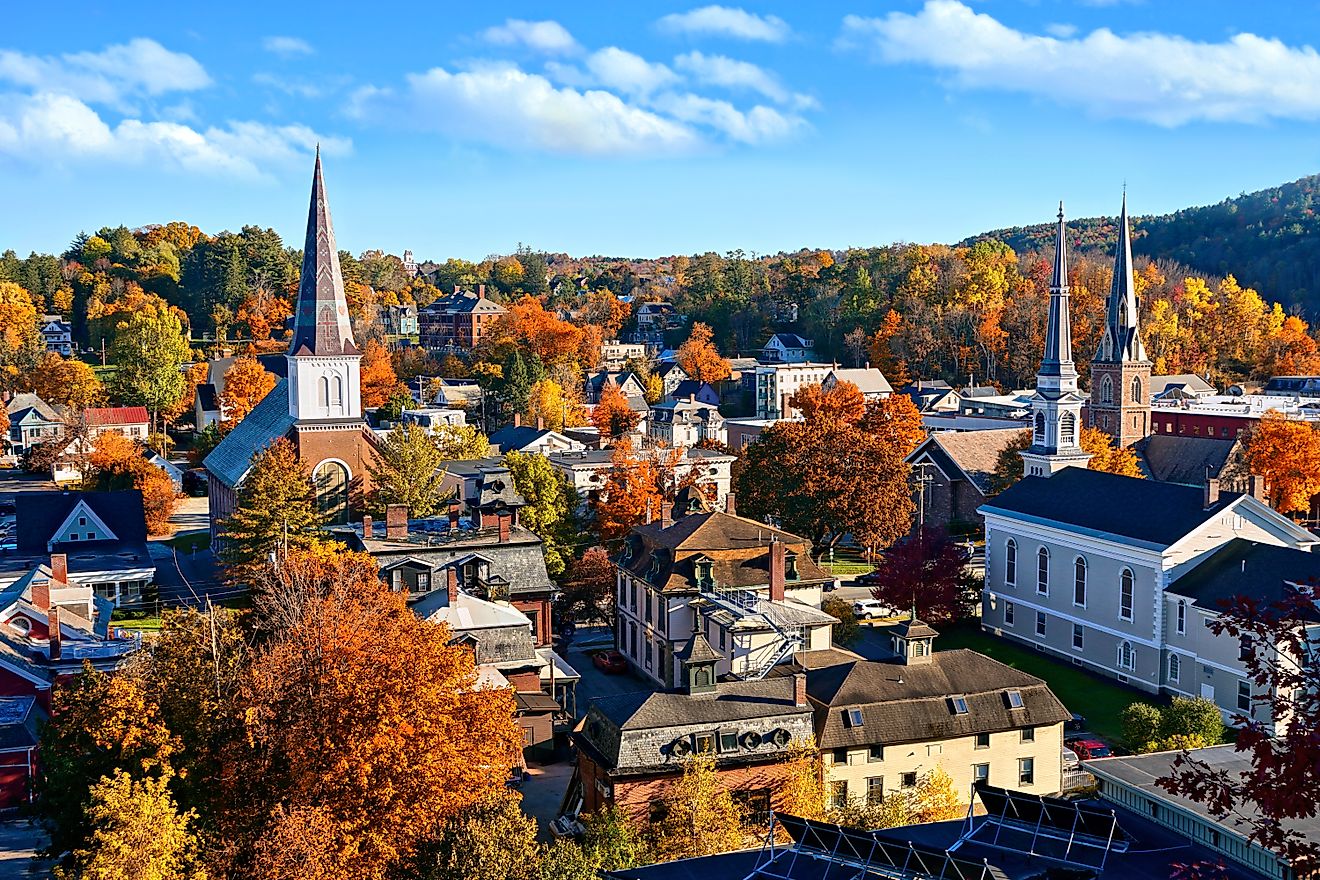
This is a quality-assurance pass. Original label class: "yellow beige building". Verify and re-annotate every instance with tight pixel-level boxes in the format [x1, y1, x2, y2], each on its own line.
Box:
[805, 618, 1070, 806]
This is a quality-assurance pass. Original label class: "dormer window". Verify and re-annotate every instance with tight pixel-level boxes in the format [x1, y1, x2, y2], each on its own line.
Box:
[695, 557, 713, 587]
[785, 552, 799, 581]
[950, 696, 970, 715]
[844, 707, 864, 728]
[1006, 689, 1024, 709]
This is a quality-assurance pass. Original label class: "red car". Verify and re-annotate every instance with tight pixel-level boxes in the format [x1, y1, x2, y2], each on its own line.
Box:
[1066, 737, 1112, 760]
[593, 649, 628, 674]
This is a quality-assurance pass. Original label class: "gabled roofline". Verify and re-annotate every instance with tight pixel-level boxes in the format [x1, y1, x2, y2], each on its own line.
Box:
[50, 499, 119, 549]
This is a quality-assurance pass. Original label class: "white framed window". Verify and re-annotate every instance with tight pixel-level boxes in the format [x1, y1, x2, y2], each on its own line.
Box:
[1035, 611, 1046, 637]
[1072, 624, 1084, 651]
[1120, 569, 1134, 621]
[1005, 539, 1017, 587]
[1004, 602, 1015, 626]
[1176, 600, 1186, 635]
[1073, 556, 1087, 607]
[1037, 548, 1049, 595]
[1118, 640, 1135, 671]
[1168, 654, 1181, 682]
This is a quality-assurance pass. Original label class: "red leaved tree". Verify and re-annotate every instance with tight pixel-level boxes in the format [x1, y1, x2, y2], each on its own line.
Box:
[867, 527, 976, 623]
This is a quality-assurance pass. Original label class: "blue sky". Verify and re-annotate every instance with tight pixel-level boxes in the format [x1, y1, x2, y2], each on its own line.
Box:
[3, 1, 1319, 260]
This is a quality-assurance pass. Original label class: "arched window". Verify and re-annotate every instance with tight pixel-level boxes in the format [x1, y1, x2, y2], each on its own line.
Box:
[1060, 412, 1076, 446]
[1120, 569, 1134, 620]
[313, 460, 350, 524]
[1073, 557, 1087, 606]
[318, 376, 330, 408]
[1005, 539, 1017, 587]
[1033, 412, 1045, 443]
[1118, 640, 1134, 671]
[331, 375, 344, 414]
[1100, 375, 1114, 405]
[1131, 376, 1143, 403]
[1168, 653, 1181, 682]
[1176, 600, 1186, 635]
[1036, 547, 1049, 595]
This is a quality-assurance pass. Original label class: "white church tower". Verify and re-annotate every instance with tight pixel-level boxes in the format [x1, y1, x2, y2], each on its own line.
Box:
[1021, 203, 1091, 478]
[286, 147, 363, 422]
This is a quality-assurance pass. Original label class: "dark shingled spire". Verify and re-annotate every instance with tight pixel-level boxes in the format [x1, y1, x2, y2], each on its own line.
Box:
[1039, 202, 1077, 381]
[1097, 192, 1148, 363]
[288, 148, 357, 358]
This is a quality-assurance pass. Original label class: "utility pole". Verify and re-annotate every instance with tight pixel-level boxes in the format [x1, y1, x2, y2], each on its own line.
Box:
[100, 337, 106, 366]
[208, 598, 220, 699]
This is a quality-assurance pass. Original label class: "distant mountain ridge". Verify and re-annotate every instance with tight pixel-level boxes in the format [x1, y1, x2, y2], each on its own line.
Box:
[963, 173, 1320, 312]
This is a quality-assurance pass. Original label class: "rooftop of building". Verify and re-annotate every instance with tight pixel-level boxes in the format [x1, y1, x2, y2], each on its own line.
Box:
[1168, 537, 1320, 615]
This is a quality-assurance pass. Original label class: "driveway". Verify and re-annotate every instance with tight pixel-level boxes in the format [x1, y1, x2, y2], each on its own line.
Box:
[519, 761, 577, 841]
[563, 625, 658, 716]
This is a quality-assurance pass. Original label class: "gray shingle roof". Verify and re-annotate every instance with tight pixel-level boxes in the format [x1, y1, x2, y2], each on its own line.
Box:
[6, 393, 61, 423]
[808, 650, 1069, 749]
[1135, 434, 1244, 488]
[16, 490, 148, 550]
[202, 381, 294, 488]
[979, 467, 1239, 548]
[910, 428, 1026, 496]
[1169, 538, 1320, 614]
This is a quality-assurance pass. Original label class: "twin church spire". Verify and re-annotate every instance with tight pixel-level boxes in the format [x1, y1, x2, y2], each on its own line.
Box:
[1024, 194, 1151, 478]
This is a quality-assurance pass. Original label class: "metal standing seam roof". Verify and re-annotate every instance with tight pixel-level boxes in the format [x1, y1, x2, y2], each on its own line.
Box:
[202, 380, 295, 488]
[83, 406, 149, 426]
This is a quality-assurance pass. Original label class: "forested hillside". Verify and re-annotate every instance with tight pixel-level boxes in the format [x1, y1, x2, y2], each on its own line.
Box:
[966, 174, 1320, 313]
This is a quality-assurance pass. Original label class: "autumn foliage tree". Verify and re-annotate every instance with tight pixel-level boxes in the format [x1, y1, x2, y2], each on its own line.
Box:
[219, 355, 276, 432]
[1244, 412, 1320, 514]
[990, 426, 1142, 494]
[526, 378, 587, 432]
[867, 527, 976, 622]
[86, 432, 179, 534]
[676, 322, 731, 384]
[61, 770, 206, 880]
[483, 295, 584, 367]
[22, 352, 106, 409]
[592, 381, 641, 442]
[368, 423, 449, 518]
[219, 438, 325, 581]
[737, 388, 915, 554]
[590, 439, 676, 543]
[646, 754, 747, 862]
[360, 339, 406, 409]
[1159, 587, 1320, 868]
[229, 546, 524, 880]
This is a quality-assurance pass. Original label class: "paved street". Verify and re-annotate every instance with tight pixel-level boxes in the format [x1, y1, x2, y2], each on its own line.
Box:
[519, 761, 577, 841]
[0, 819, 49, 879]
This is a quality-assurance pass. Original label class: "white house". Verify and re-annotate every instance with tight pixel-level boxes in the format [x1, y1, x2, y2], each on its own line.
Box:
[759, 333, 816, 364]
[823, 367, 892, 402]
[39, 316, 73, 356]
[754, 363, 833, 419]
[648, 397, 726, 449]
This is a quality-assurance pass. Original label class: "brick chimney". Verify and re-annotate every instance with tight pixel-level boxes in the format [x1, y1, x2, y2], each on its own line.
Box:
[1248, 474, 1267, 502]
[661, 501, 673, 529]
[50, 554, 67, 585]
[793, 672, 807, 707]
[361, 515, 373, 539]
[769, 538, 786, 602]
[513, 412, 521, 428]
[446, 566, 459, 605]
[448, 498, 462, 529]
[537, 415, 545, 431]
[48, 608, 61, 661]
[724, 492, 736, 517]
[498, 512, 511, 544]
[385, 504, 409, 540]
[1204, 477, 1221, 510]
[31, 577, 50, 613]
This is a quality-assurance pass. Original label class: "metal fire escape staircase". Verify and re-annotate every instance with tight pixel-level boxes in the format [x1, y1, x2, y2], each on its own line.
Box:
[700, 583, 804, 681]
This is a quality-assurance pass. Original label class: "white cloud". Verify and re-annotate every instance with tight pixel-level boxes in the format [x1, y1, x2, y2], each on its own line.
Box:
[348, 64, 699, 157]
[657, 6, 791, 43]
[650, 92, 803, 143]
[482, 19, 580, 55]
[1045, 23, 1078, 39]
[262, 36, 315, 57]
[840, 0, 1320, 126]
[673, 50, 815, 107]
[0, 38, 210, 109]
[0, 91, 348, 178]
[585, 48, 679, 96]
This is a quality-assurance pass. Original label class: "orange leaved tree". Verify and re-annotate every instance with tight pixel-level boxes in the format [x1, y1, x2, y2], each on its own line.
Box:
[360, 339, 406, 409]
[1245, 412, 1320, 515]
[592, 380, 641, 442]
[230, 545, 523, 880]
[219, 356, 276, 432]
[676, 322, 731, 384]
[591, 439, 682, 543]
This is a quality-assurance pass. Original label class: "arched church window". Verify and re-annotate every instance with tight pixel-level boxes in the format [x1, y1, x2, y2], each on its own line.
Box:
[318, 376, 330, 408]
[313, 460, 350, 524]
[1004, 539, 1017, 586]
[1033, 413, 1045, 442]
[1100, 375, 1114, 405]
[1036, 547, 1049, 595]
[1060, 412, 1076, 446]
[1131, 376, 1142, 403]
[331, 375, 344, 414]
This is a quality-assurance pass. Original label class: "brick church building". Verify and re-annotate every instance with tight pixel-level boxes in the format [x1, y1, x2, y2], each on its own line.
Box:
[205, 151, 379, 536]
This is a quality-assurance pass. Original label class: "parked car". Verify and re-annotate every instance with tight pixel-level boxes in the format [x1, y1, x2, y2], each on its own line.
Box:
[1065, 712, 1087, 732]
[1062, 748, 1081, 771]
[592, 649, 628, 674]
[852, 599, 897, 619]
[855, 571, 883, 587]
[1065, 736, 1112, 760]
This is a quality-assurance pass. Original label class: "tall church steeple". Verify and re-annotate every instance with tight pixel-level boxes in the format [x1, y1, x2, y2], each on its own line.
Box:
[1089, 192, 1152, 448]
[1022, 203, 1091, 478]
[286, 149, 363, 422]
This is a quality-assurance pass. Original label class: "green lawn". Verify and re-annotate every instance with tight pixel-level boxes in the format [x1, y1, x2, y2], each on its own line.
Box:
[167, 531, 210, 554]
[822, 561, 874, 576]
[936, 621, 1154, 746]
